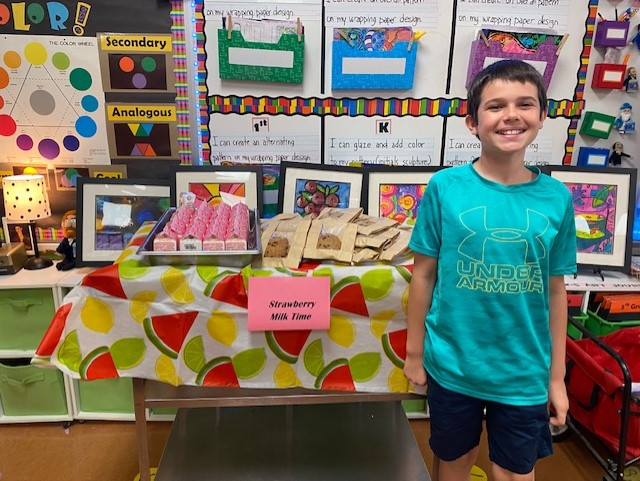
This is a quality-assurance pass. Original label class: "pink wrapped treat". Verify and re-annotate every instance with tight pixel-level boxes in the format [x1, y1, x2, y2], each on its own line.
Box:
[153, 233, 178, 251]
[180, 235, 203, 251]
[225, 203, 249, 250]
[203, 236, 225, 251]
[195, 202, 214, 221]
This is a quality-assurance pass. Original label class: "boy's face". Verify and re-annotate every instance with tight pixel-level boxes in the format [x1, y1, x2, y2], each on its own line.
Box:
[465, 79, 546, 157]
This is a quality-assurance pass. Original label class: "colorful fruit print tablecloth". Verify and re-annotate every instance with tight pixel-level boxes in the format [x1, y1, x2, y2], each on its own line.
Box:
[33, 224, 415, 394]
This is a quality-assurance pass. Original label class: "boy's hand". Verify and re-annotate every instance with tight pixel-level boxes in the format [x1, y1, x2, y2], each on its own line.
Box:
[403, 355, 427, 386]
[548, 379, 569, 426]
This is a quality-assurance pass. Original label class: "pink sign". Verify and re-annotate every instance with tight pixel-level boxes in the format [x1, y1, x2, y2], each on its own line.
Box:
[248, 277, 330, 331]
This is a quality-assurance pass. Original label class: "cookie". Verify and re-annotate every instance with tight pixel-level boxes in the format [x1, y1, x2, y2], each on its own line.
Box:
[264, 236, 290, 258]
[317, 233, 342, 250]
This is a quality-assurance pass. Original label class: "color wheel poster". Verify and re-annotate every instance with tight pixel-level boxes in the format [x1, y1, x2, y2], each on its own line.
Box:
[0, 35, 109, 164]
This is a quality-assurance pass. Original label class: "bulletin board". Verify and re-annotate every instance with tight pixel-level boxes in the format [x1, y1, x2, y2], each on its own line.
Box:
[0, 0, 177, 241]
[198, 0, 613, 170]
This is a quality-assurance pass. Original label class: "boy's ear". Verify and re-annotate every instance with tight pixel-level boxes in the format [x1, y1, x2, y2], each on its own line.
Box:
[465, 115, 478, 136]
[539, 103, 548, 124]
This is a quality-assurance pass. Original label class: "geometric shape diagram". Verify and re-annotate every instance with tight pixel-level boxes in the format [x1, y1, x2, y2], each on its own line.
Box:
[113, 123, 172, 157]
[580, 111, 616, 139]
[54, 166, 90, 190]
[0, 34, 109, 164]
[107, 53, 168, 91]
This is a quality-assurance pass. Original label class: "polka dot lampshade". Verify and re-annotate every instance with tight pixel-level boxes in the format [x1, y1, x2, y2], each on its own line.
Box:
[2, 175, 51, 222]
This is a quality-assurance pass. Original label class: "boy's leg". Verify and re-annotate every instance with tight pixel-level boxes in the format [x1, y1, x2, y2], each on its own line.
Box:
[427, 375, 484, 481]
[485, 400, 552, 481]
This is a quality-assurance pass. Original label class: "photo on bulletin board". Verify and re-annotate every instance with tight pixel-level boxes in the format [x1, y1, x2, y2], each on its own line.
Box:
[541, 166, 637, 273]
[76, 177, 170, 267]
[53, 166, 91, 191]
[278, 162, 365, 216]
[365, 166, 443, 225]
[170, 165, 263, 213]
[2, 217, 35, 255]
[10, 164, 51, 190]
[105, 103, 179, 160]
[97, 33, 176, 93]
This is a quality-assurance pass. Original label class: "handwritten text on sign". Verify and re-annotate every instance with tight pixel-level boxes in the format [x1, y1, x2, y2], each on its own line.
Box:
[248, 277, 330, 331]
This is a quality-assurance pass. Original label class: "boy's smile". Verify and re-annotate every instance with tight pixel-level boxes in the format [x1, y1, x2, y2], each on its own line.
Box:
[465, 79, 546, 161]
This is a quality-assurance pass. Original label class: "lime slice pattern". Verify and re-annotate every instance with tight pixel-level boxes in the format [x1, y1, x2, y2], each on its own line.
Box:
[183, 335, 206, 373]
[349, 352, 381, 382]
[232, 348, 267, 379]
[312, 267, 335, 286]
[328, 315, 355, 348]
[303, 338, 325, 376]
[110, 338, 146, 370]
[56, 330, 82, 373]
[360, 268, 394, 301]
[118, 259, 151, 280]
[81, 296, 115, 334]
[196, 265, 218, 283]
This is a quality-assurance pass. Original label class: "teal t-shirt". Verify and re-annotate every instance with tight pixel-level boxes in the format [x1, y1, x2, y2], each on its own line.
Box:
[409, 162, 577, 406]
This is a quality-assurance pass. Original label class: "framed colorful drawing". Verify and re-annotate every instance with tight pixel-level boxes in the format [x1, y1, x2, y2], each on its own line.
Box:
[365, 166, 442, 225]
[76, 178, 170, 267]
[278, 162, 366, 216]
[542, 166, 637, 272]
[170, 165, 263, 213]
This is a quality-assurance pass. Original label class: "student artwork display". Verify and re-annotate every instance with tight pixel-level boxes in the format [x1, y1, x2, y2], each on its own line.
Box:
[466, 29, 564, 89]
[542, 166, 637, 272]
[331, 27, 419, 90]
[278, 162, 365, 216]
[76, 178, 170, 267]
[217, 17, 304, 84]
[366, 167, 441, 225]
[170, 165, 263, 213]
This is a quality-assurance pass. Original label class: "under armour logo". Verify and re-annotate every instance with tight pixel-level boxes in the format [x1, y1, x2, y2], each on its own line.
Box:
[458, 207, 549, 264]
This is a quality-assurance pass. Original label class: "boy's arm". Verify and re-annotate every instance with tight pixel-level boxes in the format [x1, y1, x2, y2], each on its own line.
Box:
[548, 275, 569, 427]
[403, 253, 438, 387]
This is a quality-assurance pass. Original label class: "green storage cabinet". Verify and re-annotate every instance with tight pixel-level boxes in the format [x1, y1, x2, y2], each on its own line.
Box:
[0, 288, 56, 351]
[76, 377, 134, 414]
[0, 362, 68, 416]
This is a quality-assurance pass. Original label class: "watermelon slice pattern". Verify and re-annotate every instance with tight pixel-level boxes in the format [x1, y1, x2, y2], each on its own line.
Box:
[79, 346, 119, 380]
[266, 330, 311, 363]
[330, 276, 369, 317]
[381, 329, 407, 368]
[143, 311, 198, 359]
[196, 356, 240, 387]
[35, 302, 73, 358]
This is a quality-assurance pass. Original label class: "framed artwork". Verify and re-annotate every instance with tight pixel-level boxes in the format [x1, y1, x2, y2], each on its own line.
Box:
[2, 217, 35, 255]
[76, 178, 170, 267]
[542, 166, 637, 272]
[278, 162, 366, 216]
[170, 165, 263, 213]
[365, 166, 442, 225]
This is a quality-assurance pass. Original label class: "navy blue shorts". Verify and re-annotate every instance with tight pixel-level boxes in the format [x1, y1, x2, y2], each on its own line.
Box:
[427, 375, 553, 475]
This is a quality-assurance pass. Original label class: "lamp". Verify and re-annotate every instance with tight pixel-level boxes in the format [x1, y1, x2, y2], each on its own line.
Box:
[2, 174, 53, 270]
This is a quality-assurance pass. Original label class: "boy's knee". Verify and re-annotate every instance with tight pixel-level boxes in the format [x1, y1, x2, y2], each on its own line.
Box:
[491, 462, 535, 481]
[441, 446, 479, 471]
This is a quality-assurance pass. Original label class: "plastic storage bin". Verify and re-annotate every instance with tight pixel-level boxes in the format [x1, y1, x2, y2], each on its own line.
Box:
[0, 361, 67, 416]
[0, 288, 56, 351]
[76, 377, 134, 414]
[583, 310, 640, 336]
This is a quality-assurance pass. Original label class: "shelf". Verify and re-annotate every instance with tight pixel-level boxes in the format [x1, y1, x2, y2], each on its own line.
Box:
[155, 402, 430, 481]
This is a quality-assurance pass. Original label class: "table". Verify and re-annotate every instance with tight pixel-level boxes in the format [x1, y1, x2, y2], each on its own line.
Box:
[153, 402, 430, 481]
[31, 224, 423, 481]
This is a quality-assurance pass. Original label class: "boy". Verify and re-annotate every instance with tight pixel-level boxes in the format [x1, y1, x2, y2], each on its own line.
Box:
[404, 59, 577, 481]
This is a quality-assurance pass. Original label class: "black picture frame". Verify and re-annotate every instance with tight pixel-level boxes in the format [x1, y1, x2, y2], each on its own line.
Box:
[76, 177, 170, 267]
[540, 165, 637, 273]
[278, 161, 367, 216]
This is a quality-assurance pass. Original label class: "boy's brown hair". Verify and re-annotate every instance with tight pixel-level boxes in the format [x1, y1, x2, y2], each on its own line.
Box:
[466, 59, 548, 124]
